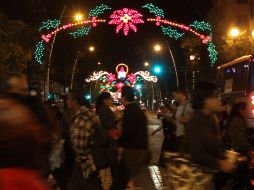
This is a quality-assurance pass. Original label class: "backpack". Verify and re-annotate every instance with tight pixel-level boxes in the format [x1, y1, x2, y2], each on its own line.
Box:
[90, 122, 115, 170]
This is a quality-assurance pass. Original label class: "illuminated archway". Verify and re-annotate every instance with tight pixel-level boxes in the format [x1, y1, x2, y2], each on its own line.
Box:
[85, 63, 158, 101]
[35, 3, 218, 66]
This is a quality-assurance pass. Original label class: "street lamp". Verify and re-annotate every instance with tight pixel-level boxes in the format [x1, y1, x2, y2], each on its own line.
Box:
[70, 46, 95, 89]
[144, 62, 150, 67]
[75, 13, 83, 21]
[154, 44, 162, 52]
[98, 62, 101, 65]
[229, 28, 240, 37]
[89, 46, 95, 52]
[153, 43, 179, 87]
[252, 30, 254, 38]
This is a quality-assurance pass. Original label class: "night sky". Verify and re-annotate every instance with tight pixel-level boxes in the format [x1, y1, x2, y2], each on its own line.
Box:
[1, 0, 213, 93]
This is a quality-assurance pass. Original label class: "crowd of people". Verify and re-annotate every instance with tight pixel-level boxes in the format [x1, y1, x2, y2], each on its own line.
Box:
[0, 73, 152, 190]
[0, 73, 253, 190]
[154, 82, 253, 190]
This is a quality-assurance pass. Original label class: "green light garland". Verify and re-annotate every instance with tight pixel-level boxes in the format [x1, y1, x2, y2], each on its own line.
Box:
[35, 41, 45, 64]
[190, 21, 212, 33]
[70, 26, 92, 38]
[88, 4, 111, 18]
[161, 26, 185, 40]
[70, 4, 111, 38]
[207, 42, 218, 66]
[39, 19, 60, 31]
[142, 3, 164, 18]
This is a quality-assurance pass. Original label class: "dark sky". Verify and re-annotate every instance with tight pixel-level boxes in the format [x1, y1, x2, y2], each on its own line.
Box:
[1, 0, 213, 93]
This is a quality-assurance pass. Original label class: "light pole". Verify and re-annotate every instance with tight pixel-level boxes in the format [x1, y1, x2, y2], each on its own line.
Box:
[70, 46, 95, 89]
[153, 43, 179, 87]
[45, 5, 67, 100]
[45, 8, 85, 100]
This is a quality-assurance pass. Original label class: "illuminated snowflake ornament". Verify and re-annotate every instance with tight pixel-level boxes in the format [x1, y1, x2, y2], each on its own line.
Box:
[109, 8, 144, 36]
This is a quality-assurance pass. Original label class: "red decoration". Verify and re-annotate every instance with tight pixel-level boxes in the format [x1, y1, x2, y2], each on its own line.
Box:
[109, 8, 144, 36]
[127, 73, 136, 84]
[116, 82, 125, 89]
[107, 73, 116, 83]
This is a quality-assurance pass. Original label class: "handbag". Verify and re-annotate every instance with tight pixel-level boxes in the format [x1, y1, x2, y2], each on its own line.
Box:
[164, 152, 217, 190]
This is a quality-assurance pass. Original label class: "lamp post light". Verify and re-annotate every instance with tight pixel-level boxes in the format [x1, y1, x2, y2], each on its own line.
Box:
[229, 28, 240, 38]
[75, 13, 84, 21]
[154, 44, 162, 52]
[144, 62, 150, 67]
[70, 46, 95, 89]
[153, 43, 179, 87]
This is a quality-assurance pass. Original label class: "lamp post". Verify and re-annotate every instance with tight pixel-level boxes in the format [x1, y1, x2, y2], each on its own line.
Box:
[153, 43, 179, 87]
[45, 5, 67, 100]
[70, 46, 95, 89]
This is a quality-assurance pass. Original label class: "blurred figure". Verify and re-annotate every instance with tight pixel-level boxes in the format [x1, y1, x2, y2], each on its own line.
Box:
[5, 73, 28, 95]
[113, 86, 153, 190]
[45, 104, 70, 190]
[96, 92, 121, 140]
[172, 88, 192, 152]
[96, 92, 120, 189]
[185, 81, 235, 189]
[66, 90, 102, 190]
[224, 102, 252, 153]
[0, 96, 51, 190]
[221, 102, 253, 189]
[152, 104, 176, 167]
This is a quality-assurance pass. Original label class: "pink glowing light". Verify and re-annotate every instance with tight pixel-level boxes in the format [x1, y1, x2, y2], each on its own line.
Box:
[107, 73, 116, 83]
[127, 73, 137, 84]
[116, 82, 125, 89]
[109, 8, 144, 36]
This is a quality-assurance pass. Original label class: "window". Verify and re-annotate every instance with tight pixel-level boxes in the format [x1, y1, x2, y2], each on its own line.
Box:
[236, 15, 248, 26]
[237, 0, 248, 3]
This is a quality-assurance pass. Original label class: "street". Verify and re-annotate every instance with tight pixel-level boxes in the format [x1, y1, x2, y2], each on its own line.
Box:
[101, 112, 171, 190]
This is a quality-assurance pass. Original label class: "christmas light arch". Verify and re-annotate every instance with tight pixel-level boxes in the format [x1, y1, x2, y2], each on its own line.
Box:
[35, 3, 218, 66]
[85, 64, 158, 101]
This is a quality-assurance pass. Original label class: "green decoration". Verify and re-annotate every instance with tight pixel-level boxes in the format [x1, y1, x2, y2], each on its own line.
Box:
[35, 41, 45, 64]
[39, 19, 60, 31]
[70, 4, 111, 38]
[142, 3, 164, 18]
[207, 42, 218, 65]
[88, 4, 111, 18]
[161, 26, 185, 40]
[70, 26, 92, 38]
[190, 21, 212, 33]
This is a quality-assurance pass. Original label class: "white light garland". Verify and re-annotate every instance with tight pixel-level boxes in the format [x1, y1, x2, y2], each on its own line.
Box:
[134, 71, 158, 82]
[85, 71, 109, 82]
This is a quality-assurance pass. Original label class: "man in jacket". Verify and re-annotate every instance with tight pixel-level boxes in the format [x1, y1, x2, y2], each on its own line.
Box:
[112, 86, 153, 190]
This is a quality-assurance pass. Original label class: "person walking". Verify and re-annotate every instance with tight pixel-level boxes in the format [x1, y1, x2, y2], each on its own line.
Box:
[172, 88, 192, 152]
[152, 104, 176, 167]
[66, 90, 102, 190]
[184, 81, 235, 190]
[111, 86, 153, 190]
[222, 102, 253, 189]
[95, 92, 120, 189]
[0, 95, 52, 190]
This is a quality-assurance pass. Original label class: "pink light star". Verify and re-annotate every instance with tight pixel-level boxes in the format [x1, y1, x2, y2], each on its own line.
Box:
[109, 8, 144, 36]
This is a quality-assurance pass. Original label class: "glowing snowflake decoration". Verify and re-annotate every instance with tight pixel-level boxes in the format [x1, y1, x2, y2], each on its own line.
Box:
[109, 8, 144, 36]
